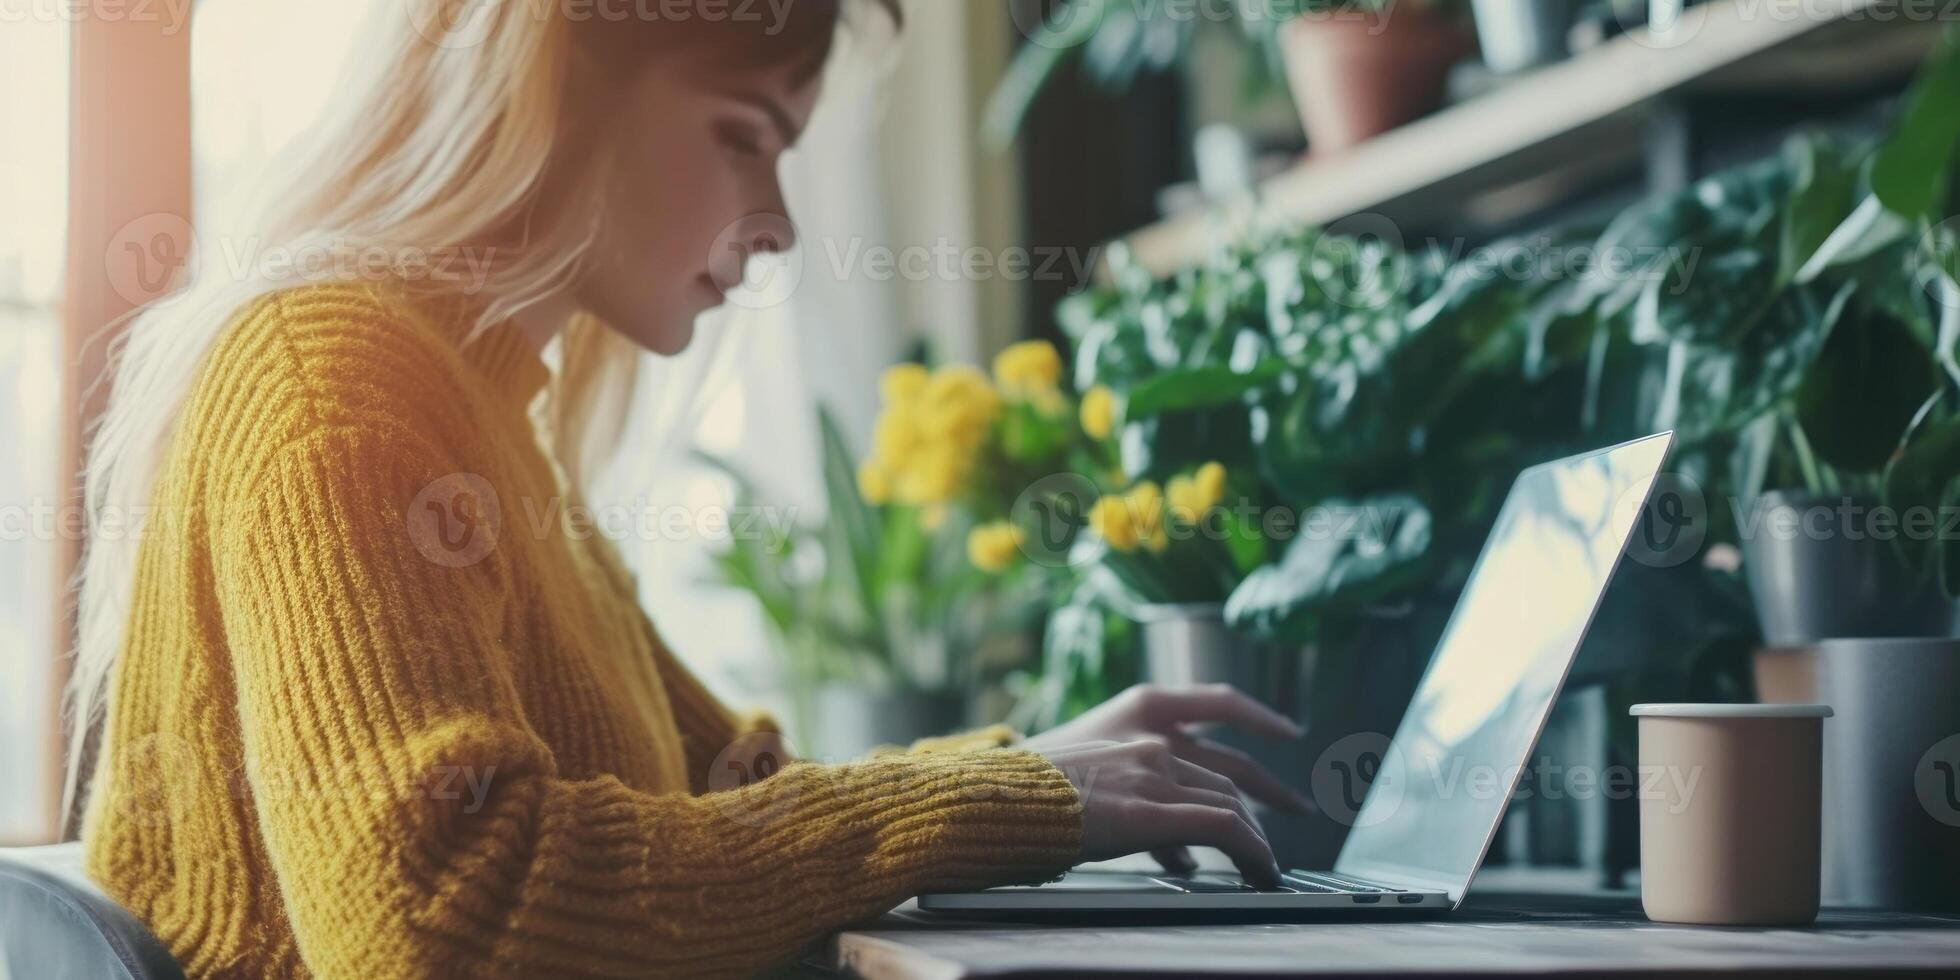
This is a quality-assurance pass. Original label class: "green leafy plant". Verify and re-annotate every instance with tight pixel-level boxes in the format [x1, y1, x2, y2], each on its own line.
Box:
[982, 0, 1461, 148]
[1040, 26, 1960, 717]
[700, 408, 1050, 716]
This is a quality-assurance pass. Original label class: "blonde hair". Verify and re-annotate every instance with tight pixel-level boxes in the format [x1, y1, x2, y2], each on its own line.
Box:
[64, 0, 878, 826]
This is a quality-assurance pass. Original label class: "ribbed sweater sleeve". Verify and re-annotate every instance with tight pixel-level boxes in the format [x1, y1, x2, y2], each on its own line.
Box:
[637, 607, 787, 794]
[211, 419, 1083, 978]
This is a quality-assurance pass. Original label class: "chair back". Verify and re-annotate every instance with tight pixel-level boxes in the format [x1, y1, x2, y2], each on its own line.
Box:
[0, 842, 185, 980]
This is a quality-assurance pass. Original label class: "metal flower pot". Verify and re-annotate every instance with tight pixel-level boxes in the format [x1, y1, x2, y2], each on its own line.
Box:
[1136, 603, 1306, 715]
[805, 685, 967, 762]
[1135, 602, 1435, 870]
[1137, 603, 1313, 864]
[1815, 638, 1960, 911]
[1470, 0, 1578, 73]
[1741, 491, 1960, 648]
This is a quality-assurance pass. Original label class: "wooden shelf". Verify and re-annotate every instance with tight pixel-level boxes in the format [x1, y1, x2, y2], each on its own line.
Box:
[1113, 0, 1941, 278]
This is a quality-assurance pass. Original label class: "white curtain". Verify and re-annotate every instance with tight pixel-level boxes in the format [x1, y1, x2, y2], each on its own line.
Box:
[0, 13, 69, 841]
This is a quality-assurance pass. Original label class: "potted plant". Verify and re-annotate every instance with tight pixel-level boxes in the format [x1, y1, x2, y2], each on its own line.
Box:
[701, 383, 1069, 759]
[1014, 21, 1960, 883]
[1468, 0, 1579, 74]
[1273, 0, 1473, 153]
[1074, 461, 1315, 710]
[983, 0, 1471, 153]
[714, 341, 1119, 756]
[1603, 47, 1960, 649]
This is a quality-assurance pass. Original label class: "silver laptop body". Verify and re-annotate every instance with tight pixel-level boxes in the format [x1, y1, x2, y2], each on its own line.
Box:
[921, 433, 1675, 914]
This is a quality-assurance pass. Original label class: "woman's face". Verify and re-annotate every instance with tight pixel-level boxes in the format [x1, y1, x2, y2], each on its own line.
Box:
[577, 51, 822, 355]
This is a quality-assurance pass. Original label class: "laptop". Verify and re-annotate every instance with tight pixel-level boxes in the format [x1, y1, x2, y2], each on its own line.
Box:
[921, 433, 1675, 914]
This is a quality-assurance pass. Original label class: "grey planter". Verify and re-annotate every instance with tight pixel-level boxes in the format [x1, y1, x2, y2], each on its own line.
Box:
[1816, 638, 1960, 911]
[1134, 603, 1438, 870]
[1136, 603, 1322, 865]
[1136, 603, 1306, 715]
[805, 686, 967, 762]
[1470, 0, 1578, 74]
[1741, 491, 1960, 647]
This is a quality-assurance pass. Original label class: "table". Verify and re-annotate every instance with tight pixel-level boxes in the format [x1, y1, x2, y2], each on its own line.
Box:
[824, 881, 1960, 978]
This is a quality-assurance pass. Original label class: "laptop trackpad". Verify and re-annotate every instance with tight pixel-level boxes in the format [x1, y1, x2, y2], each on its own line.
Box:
[981, 871, 1177, 893]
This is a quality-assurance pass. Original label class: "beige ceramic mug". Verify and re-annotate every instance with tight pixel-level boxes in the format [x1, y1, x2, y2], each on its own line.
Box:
[1631, 703, 1834, 925]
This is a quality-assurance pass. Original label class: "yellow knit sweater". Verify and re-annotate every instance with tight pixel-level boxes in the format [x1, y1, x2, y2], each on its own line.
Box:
[82, 282, 1083, 978]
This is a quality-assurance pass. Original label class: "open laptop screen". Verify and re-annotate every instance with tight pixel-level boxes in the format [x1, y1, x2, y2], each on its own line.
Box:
[1333, 434, 1672, 903]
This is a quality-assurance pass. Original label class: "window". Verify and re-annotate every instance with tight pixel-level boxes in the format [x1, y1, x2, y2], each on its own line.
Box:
[191, 0, 385, 229]
[0, 18, 70, 843]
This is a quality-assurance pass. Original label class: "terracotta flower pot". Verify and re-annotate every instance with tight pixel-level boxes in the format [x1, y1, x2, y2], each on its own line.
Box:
[1278, 4, 1472, 154]
[1752, 645, 1820, 704]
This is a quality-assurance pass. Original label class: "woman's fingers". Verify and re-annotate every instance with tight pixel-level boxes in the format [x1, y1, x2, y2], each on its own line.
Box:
[1137, 684, 1303, 740]
[1174, 734, 1316, 815]
[1159, 802, 1281, 888]
[1165, 759, 1265, 839]
[1136, 736, 1270, 878]
[1151, 846, 1197, 875]
[1143, 735, 1287, 841]
[1044, 735, 1286, 887]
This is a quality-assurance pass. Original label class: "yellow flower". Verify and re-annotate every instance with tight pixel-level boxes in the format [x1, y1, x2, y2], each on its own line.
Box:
[922, 366, 1001, 435]
[1127, 481, 1169, 553]
[967, 521, 1024, 573]
[1080, 385, 1118, 440]
[1193, 461, 1226, 504]
[857, 461, 892, 505]
[1088, 495, 1139, 552]
[880, 363, 929, 406]
[873, 411, 923, 464]
[865, 363, 1001, 511]
[896, 445, 965, 505]
[1088, 481, 1169, 553]
[992, 340, 1064, 401]
[1167, 462, 1228, 523]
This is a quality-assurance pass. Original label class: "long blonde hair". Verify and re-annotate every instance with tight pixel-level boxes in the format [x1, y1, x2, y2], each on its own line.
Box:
[65, 0, 888, 826]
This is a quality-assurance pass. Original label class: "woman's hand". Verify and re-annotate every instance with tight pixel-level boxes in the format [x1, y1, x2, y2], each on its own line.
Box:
[1024, 684, 1315, 816]
[1024, 684, 1316, 883]
[1036, 738, 1285, 887]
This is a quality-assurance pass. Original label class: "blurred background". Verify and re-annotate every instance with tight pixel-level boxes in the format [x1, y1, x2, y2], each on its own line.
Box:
[4, 0, 1958, 906]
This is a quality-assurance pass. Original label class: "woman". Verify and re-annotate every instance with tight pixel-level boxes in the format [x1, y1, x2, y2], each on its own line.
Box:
[70, 2, 1310, 976]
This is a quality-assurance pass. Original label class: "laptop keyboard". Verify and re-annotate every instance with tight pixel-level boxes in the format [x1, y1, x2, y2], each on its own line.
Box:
[1150, 871, 1406, 895]
[1296, 871, 1406, 893]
